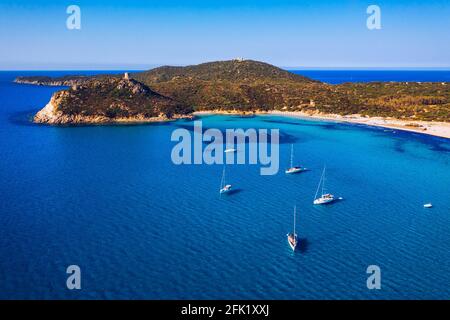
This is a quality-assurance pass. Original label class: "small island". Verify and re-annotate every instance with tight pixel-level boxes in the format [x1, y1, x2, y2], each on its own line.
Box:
[15, 60, 450, 136]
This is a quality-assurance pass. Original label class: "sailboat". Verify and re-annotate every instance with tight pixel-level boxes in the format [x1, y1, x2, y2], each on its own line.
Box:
[287, 205, 298, 251]
[219, 165, 232, 194]
[285, 144, 306, 174]
[313, 166, 338, 205]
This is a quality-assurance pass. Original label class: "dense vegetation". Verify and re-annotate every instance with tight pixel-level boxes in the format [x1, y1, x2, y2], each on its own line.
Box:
[132, 60, 359, 114]
[337, 82, 450, 121]
[54, 78, 192, 119]
[132, 60, 314, 83]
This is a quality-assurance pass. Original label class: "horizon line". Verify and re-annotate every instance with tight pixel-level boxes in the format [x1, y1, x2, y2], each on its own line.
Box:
[2, 67, 450, 72]
[1, 60, 450, 71]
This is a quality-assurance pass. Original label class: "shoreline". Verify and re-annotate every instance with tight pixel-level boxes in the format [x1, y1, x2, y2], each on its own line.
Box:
[33, 114, 193, 125]
[33, 100, 193, 125]
[193, 110, 450, 140]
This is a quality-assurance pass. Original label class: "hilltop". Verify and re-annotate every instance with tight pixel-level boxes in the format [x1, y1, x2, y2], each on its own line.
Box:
[132, 59, 352, 113]
[132, 59, 315, 83]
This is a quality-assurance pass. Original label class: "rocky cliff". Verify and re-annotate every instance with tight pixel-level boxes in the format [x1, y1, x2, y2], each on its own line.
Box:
[33, 77, 192, 124]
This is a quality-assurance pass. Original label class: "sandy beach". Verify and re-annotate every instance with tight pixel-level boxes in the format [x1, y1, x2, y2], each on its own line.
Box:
[194, 110, 450, 140]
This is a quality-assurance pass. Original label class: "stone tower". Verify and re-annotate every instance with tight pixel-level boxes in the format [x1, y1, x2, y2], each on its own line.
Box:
[124, 72, 129, 80]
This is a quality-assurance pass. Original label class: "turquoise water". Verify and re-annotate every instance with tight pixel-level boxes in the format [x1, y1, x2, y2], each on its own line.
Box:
[0, 71, 450, 299]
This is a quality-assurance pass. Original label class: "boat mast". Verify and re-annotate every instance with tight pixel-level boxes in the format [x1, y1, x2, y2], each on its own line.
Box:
[314, 167, 325, 200]
[294, 205, 296, 236]
[290, 144, 294, 168]
[322, 166, 326, 196]
[220, 165, 226, 189]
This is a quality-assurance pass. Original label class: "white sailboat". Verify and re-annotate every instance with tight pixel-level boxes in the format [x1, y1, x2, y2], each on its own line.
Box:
[285, 144, 306, 174]
[219, 165, 232, 194]
[287, 205, 298, 251]
[313, 166, 337, 205]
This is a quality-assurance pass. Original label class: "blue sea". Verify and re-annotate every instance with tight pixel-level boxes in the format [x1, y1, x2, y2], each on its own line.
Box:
[0, 70, 450, 299]
[292, 69, 450, 84]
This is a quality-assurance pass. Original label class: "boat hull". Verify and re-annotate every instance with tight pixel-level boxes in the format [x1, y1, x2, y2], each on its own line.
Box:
[285, 167, 305, 174]
[313, 197, 336, 205]
[287, 233, 298, 251]
[220, 185, 232, 194]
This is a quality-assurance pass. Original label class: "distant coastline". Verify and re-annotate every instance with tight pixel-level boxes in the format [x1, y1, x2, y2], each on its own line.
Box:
[13, 60, 450, 128]
[193, 110, 450, 139]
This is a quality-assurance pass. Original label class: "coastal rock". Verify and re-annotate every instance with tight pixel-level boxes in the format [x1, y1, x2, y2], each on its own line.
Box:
[34, 94, 65, 124]
[15, 76, 93, 87]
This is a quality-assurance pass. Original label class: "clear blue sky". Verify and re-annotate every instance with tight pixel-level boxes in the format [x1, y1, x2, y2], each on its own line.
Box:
[0, 0, 449, 69]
